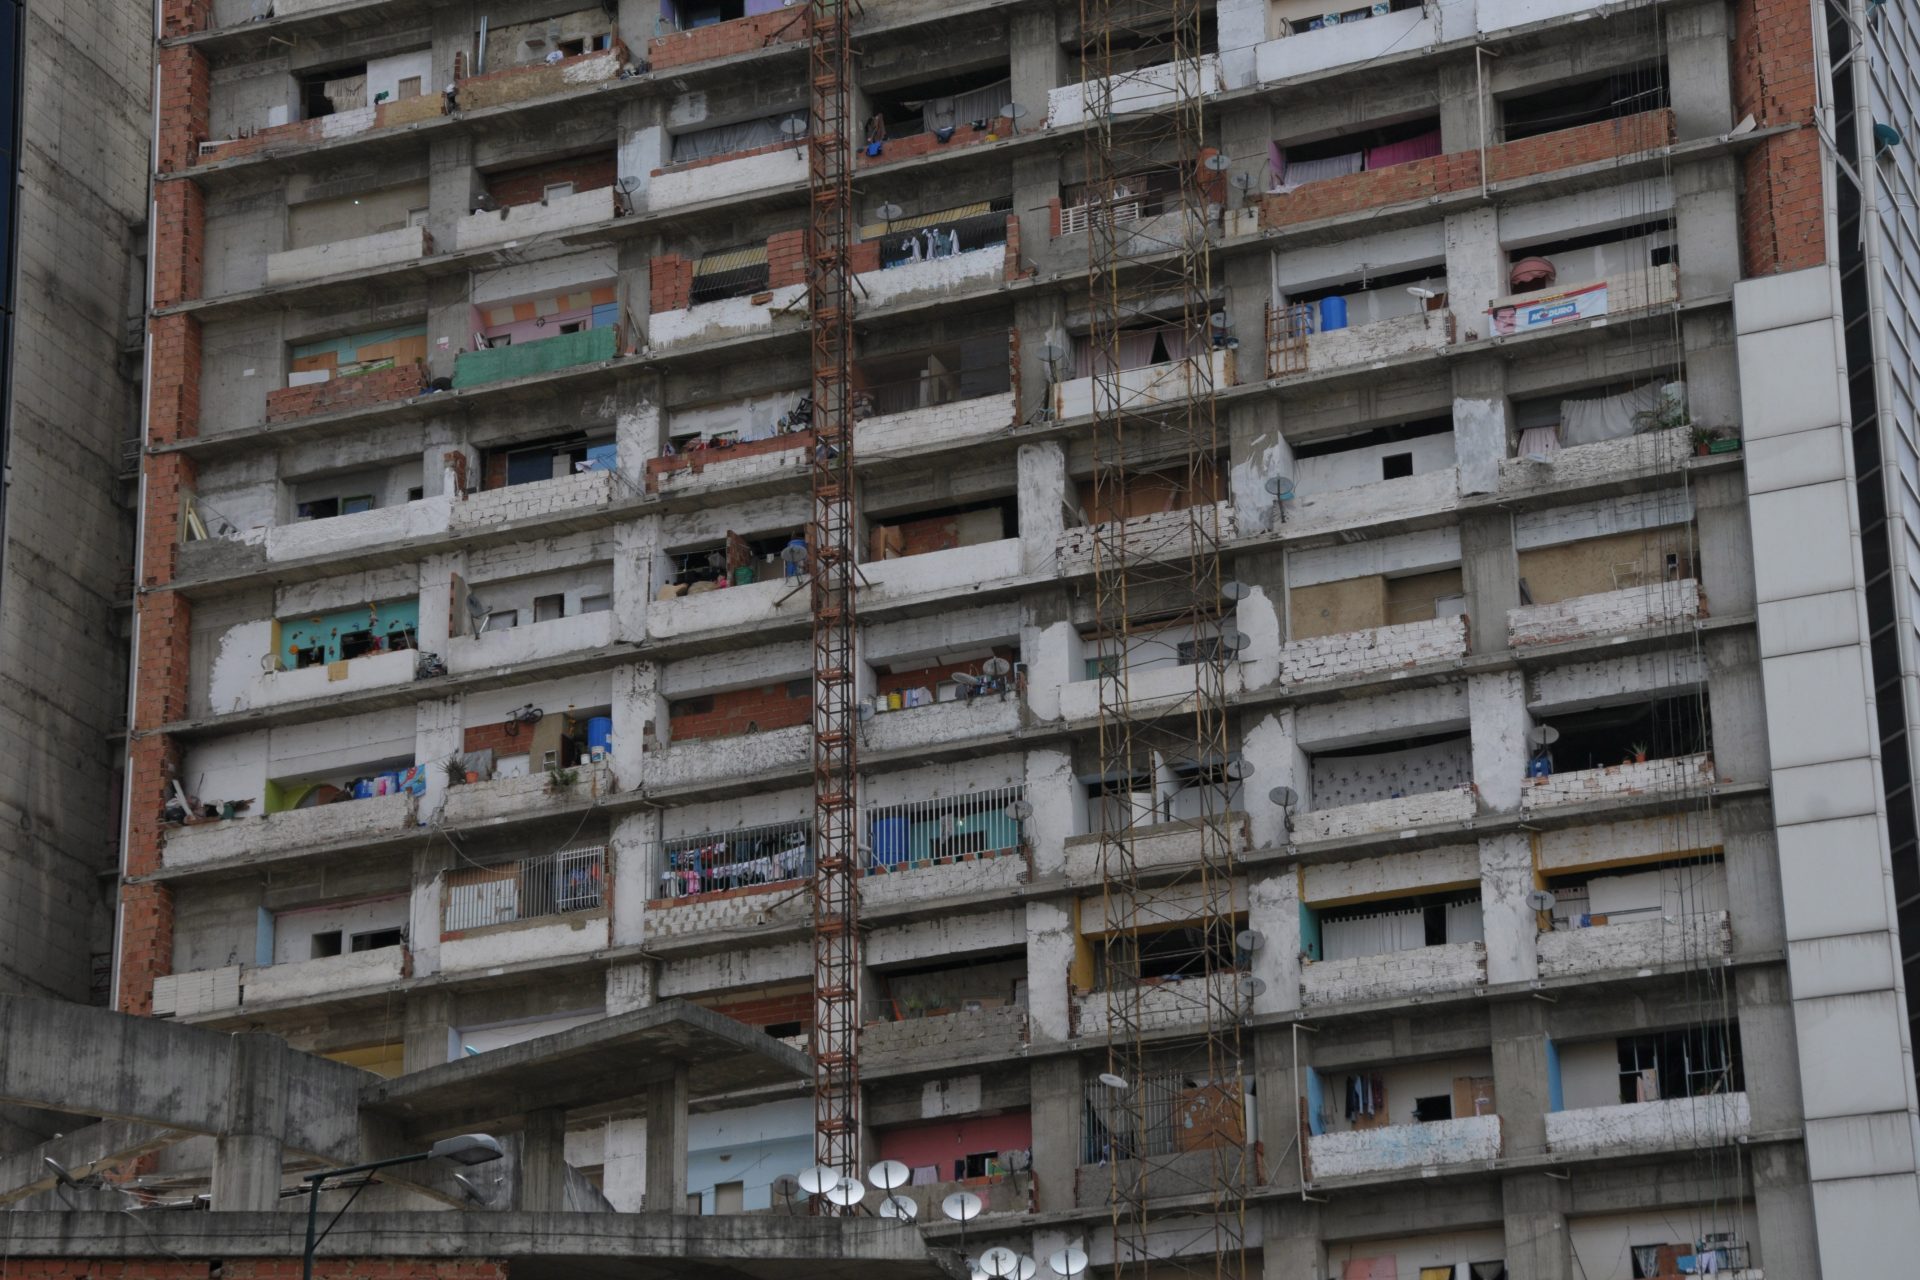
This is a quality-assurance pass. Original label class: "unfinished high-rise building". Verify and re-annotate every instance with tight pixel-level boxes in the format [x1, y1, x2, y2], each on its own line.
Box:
[125, 0, 1920, 1273]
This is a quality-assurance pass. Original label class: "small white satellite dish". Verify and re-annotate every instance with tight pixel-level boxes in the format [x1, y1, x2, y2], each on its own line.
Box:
[1526, 889, 1558, 912]
[1223, 756, 1252, 781]
[982, 656, 1012, 676]
[942, 1191, 984, 1222]
[1236, 929, 1266, 952]
[772, 1174, 800, 1200]
[1237, 975, 1268, 999]
[1048, 1248, 1090, 1278]
[780, 116, 808, 138]
[1265, 475, 1296, 501]
[981, 1247, 1022, 1278]
[1221, 580, 1253, 601]
[1017, 1257, 1039, 1280]
[1203, 154, 1232, 172]
[1268, 785, 1298, 809]
[875, 202, 904, 223]
[953, 672, 982, 688]
[1527, 724, 1561, 747]
[797, 1165, 839, 1196]
[879, 1193, 919, 1220]
[826, 1175, 866, 1207]
[1097, 1072, 1128, 1089]
[1005, 799, 1034, 821]
[868, 1159, 910, 1192]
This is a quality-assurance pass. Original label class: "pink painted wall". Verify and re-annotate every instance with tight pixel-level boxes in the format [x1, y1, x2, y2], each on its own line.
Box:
[474, 302, 598, 345]
[875, 1111, 1032, 1177]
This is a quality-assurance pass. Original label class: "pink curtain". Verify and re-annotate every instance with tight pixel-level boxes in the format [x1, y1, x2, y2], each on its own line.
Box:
[1364, 129, 1442, 170]
[1072, 327, 1189, 377]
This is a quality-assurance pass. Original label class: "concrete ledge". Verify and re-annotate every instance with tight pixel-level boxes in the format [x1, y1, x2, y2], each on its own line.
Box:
[1300, 941, 1486, 1007]
[861, 1004, 1029, 1073]
[1535, 911, 1731, 978]
[243, 943, 406, 1005]
[1308, 1114, 1501, 1180]
[1062, 814, 1250, 882]
[1544, 1092, 1750, 1157]
[1293, 788, 1476, 842]
[265, 224, 429, 286]
[163, 792, 416, 869]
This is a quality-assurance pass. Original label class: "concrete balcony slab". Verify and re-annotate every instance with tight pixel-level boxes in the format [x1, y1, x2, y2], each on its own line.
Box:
[1544, 1092, 1750, 1157]
[1308, 1114, 1500, 1181]
[162, 791, 417, 870]
[1300, 941, 1485, 1007]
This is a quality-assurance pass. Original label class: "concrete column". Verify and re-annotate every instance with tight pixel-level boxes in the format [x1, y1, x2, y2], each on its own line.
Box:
[414, 695, 463, 820]
[426, 274, 472, 384]
[1445, 209, 1505, 353]
[1487, 1001, 1552, 1158]
[607, 959, 656, 1014]
[415, 552, 456, 655]
[644, 1065, 689, 1212]
[1663, 0, 1733, 138]
[613, 524, 655, 646]
[1250, 1028, 1297, 1191]
[1021, 591, 1080, 723]
[1215, 0, 1268, 90]
[1015, 294, 1066, 425]
[1260, 1199, 1325, 1279]
[1479, 832, 1538, 986]
[1246, 866, 1300, 1019]
[613, 660, 666, 787]
[1017, 441, 1069, 575]
[1735, 965, 1806, 1135]
[1468, 670, 1526, 811]
[1705, 630, 1769, 786]
[1238, 705, 1298, 854]
[1692, 468, 1754, 617]
[1673, 158, 1741, 300]
[1500, 1171, 1571, 1280]
[1025, 899, 1077, 1045]
[1024, 747, 1078, 878]
[1229, 400, 1291, 535]
[1235, 584, 1281, 693]
[602, 1117, 647, 1210]
[516, 1107, 568, 1212]
[1459, 513, 1518, 655]
[618, 239, 656, 353]
[1027, 1055, 1081, 1213]
[1437, 61, 1486, 155]
[1011, 151, 1061, 278]
[1749, 1141, 1822, 1279]
[1719, 797, 1786, 956]
[426, 133, 481, 258]
[617, 95, 668, 207]
[407, 846, 450, 979]
[1221, 249, 1268, 389]
[209, 1034, 285, 1211]
[402, 990, 455, 1073]
[1008, 7, 1067, 134]
[431, 2, 476, 92]
[1450, 350, 1511, 496]
[614, 372, 664, 489]
[1681, 310, 1742, 437]
[610, 812, 659, 948]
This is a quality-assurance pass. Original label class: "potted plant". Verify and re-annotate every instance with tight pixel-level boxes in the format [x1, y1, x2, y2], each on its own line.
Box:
[545, 766, 579, 794]
[1690, 425, 1720, 456]
[441, 756, 469, 788]
[1629, 742, 1649, 764]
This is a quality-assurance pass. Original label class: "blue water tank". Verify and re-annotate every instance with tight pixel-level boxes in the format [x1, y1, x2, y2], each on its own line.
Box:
[1319, 295, 1348, 332]
[586, 717, 614, 759]
[870, 816, 911, 868]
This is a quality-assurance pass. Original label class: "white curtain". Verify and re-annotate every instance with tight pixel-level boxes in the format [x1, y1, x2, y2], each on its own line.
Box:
[1444, 900, 1484, 944]
[1558, 382, 1665, 446]
[1322, 908, 1425, 961]
[1072, 327, 1185, 378]
[1274, 151, 1363, 190]
[921, 78, 1011, 132]
[670, 113, 795, 163]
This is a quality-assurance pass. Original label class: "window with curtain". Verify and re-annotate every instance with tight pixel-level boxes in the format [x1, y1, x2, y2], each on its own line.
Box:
[668, 111, 803, 164]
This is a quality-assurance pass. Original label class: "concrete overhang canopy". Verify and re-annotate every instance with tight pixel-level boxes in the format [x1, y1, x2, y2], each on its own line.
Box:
[359, 1000, 811, 1138]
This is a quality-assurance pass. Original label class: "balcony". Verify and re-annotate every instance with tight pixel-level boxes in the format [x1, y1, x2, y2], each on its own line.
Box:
[856, 244, 1006, 309]
[1059, 658, 1249, 723]
[647, 723, 811, 792]
[855, 392, 1016, 458]
[1520, 752, 1714, 812]
[1478, 0, 1617, 35]
[1299, 941, 1486, 1007]
[648, 144, 806, 213]
[648, 282, 808, 351]
[194, 94, 446, 167]
[1280, 615, 1469, 685]
[452, 187, 617, 251]
[643, 818, 813, 940]
[862, 1005, 1030, 1073]
[1057, 501, 1237, 575]
[861, 691, 1023, 755]
[1544, 1092, 1750, 1157]
[1292, 788, 1476, 843]
[454, 469, 614, 530]
[242, 944, 407, 1008]
[1052, 349, 1234, 422]
[266, 363, 430, 424]
[445, 610, 615, 674]
[151, 965, 240, 1018]
[263, 496, 454, 564]
[456, 44, 627, 112]
[1072, 970, 1240, 1038]
[861, 538, 1023, 607]
[244, 646, 418, 711]
[1536, 910, 1731, 978]
[646, 431, 812, 495]
[1495, 423, 1691, 496]
[1283, 467, 1459, 540]
[1307, 1114, 1500, 1182]
[1062, 815, 1251, 883]
[644, 10, 805, 73]
[265, 224, 431, 287]
[1482, 263, 1678, 340]
[1268, 304, 1455, 378]
[866, 1170, 1030, 1218]
[1045, 55, 1225, 128]
[1507, 579, 1702, 648]
[438, 845, 609, 971]
[161, 791, 417, 871]
[647, 576, 804, 642]
[451, 326, 618, 389]
[436, 763, 617, 828]
[1255, 7, 1434, 82]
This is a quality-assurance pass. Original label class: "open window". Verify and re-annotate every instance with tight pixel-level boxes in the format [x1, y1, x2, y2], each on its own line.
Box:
[857, 334, 1011, 415]
[1292, 415, 1453, 491]
[660, 528, 805, 594]
[668, 111, 806, 165]
[263, 752, 420, 814]
[863, 196, 1013, 269]
[1060, 165, 1186, 232]
[1531, 693, 1710, 774]
[289, 461, 422, 523]
[480, 433, 615, 490]
[866, 69, 1012, 140]
[1616, 1024, 1742, 1103]
[1502, 219, 1675, 296]
[1272, 115, 1441, 190]
[690, 244, 772, 305]
[867, 497, 1015, 561]
[299, 63, 368, 120]
[1097, 918, 1241, 988]
[665, 0, 746, 28]
[1500, 64, 1669, 141]
[275, 598, 420, 671]
[1311, 890, 1483, 962]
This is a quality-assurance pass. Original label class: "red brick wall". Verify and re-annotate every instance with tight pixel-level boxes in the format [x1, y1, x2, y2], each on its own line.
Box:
[266, 363, 429, 423]
[1004, 214, 1026, 281]
[161, 0, 207, 36]
[645, 431, 811, 490]
[1734, 0, 1825, 275]
[767, 229, 807, 289]
[2, 1261, 506, 1280]
[463, 720, 530, 757]
[702, 989, 813, 1029]
[152, 182, 204, 306]
[652, 138, 801, 177]
[457, 44, 627, 111]
[487, 155, 617, 207]
[669, 682, 811, 741]
[193, 94, 447, 166]
[155, 47, 209, 174]
[647, 11, 805, 71]
[858, 121, 1003, 167]
[650, 254, 694, 313]
[146, 318, 201, 446]
[1259, 110, 1676, 231]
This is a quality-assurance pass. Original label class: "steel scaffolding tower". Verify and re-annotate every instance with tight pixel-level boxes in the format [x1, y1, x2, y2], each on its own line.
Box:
[1079, 1, 1249, 1276]
[806, 0, 862, 1194]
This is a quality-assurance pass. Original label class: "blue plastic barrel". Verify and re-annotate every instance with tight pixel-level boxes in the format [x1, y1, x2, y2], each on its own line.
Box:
[1319, 295, 1348, 332]
[870, 816, 910, 869]
[586, 716, 614, 761]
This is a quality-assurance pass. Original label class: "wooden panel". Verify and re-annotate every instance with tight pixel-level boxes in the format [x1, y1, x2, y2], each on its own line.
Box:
[1453, 1075, 1496, 1120]
[291, 352, 338, 375]
[1290, 576, 1388, 639]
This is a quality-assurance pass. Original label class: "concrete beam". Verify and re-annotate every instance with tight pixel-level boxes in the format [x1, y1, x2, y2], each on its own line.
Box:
[0, 1120, 189, 1207]
[0, 996, 363, 1165]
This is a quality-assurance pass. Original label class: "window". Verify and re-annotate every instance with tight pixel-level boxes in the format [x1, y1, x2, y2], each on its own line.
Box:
[341, 494, 374, 515]
[311, 931, 343, 958]
[579, 594, 611, 614]
[1100, 921, 1239, 987]
[533, 594, 566, 623]
[396, 76, 421, 99]
[712, 1181, 744, 1214]
[406, 486, 424, 501]
[559, 321, 583, 335]
[507, 448, 556, 486]
[674, 0, 746, 27]
[1617, 1026, 1742, 1104]
[1382, 452, 1413, 479]
[350, 927, 403, 952]
[690, 245, 771, 305]
[1501, 65, 1669, 141]
[544, 182, 576, 202]
[1411, 1094, 1452, 1123]
[485, 610, 519, 632]
[297, 497, 340, 522]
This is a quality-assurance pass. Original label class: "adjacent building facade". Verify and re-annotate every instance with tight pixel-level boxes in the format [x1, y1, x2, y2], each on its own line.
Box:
[123, 0, 1920, 1275]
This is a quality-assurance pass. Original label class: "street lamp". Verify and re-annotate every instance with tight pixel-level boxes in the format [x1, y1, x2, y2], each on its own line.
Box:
[301, 1134, 503, 1280]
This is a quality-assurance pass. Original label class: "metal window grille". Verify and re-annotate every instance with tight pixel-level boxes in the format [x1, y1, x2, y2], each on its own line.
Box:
[443, 845, 605, 932]
[864, 784, 1026, 873]
[654, 819, 813, 899]
[1080, 1068, 1247, 1164]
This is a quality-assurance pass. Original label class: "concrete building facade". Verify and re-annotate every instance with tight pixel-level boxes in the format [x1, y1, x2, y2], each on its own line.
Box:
[121, 0, 1920, 1275]
[0, 0, 148, 1128]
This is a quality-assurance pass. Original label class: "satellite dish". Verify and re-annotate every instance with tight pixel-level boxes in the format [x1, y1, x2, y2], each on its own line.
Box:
[869, 1160, 909, 1191]
[982, 656, 1012, 676]
[1221, 580, 1252, 601]
[1236, 929, 1266, 952]
[879, 1194, 919, 1220]
[780, 116, 808, 138]
[875, 202, 904, 223]
[826, 1175, 867, 1207]
[772, 1174, 800, 1200]
[981, 1247, 1022, 1278]
[797, 1165, 839, 1196]
[1526, 889, 1558, 912]
[1203, 153, 1232, 172]
[1223, 756, 1252, 781]
[1237, 975, 1268, 999]
[1005, 799, 1034, 821]
[1218, 627, 1249, 653]
[1208, 310, 1234, 329]
[941, 1191, 984, 1222]
[1097, 1072, 1128, 1089]
[1527, 724, 1561, 747]
[1048, 1248, 1090, 1278]
[781, 541, 808, 566]
[1017, 1258, 1039, 1280]
[1264, 475, 1296, 501]
[1268, 786, 1298, 809]
[953, 672, 982, 688]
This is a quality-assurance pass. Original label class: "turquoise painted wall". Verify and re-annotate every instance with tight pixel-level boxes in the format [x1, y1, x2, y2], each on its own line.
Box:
[279, 598, 420, 666]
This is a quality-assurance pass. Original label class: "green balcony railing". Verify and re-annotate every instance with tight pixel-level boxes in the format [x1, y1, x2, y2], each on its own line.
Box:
[452, 326, 618, 389]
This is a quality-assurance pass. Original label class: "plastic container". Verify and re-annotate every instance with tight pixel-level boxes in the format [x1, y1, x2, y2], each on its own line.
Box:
[887, 691, 903, 711]
[586, 716, 613, 762]
[1319, 295, 1348, 332]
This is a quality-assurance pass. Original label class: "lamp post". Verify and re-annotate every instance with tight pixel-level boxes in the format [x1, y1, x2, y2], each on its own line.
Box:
[301, 1134, 504, 1280]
